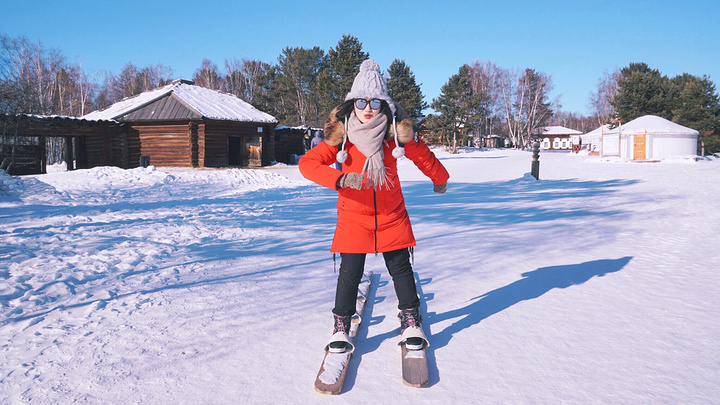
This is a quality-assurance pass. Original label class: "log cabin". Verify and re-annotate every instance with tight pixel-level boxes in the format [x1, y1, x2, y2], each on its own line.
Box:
[82, 79, 277, 168]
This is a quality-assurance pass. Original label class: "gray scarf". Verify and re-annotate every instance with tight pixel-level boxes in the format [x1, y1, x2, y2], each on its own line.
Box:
[346, 112, 390, 188]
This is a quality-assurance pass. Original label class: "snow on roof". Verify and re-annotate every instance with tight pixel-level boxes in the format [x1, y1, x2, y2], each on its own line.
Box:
[82, 80, 277, 123]
[619, 115, 698, 136]
[582, 116, 698, 140]
[275, 125, 309, 131]
[1, 112, 118, 124]
[82, 82, 176, 121]
[581, 124, 612, 141]
[540, 126, 583, 135]
[583, 124, 612, 136]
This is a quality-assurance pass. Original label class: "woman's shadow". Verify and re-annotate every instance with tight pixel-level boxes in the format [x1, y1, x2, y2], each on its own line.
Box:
[427, 256, 633, 351]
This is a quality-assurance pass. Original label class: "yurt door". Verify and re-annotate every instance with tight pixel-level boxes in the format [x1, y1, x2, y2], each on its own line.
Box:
[633, 134, 646, 160]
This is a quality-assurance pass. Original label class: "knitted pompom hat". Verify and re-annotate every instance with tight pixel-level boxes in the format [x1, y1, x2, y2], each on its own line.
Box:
[344, 60, 396, 114]
[337, 60, 405, 164]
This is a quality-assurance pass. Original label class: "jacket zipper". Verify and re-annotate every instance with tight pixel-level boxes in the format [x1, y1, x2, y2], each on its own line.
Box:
[373, 188, 378, 254]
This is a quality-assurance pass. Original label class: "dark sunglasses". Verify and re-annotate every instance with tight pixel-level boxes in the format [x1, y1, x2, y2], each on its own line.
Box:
[354, 98, 383, 110]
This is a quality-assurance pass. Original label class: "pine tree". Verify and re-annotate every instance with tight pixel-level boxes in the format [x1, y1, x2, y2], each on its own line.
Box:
[670, 73, 720, 155]
[274, 46, 325, 126]
[431, 65, 487, 152]
[520, 68, 554, 139]
[612, 62, 671, 123]
[386, 59, 427, 122]
[316, 35, 368, 117]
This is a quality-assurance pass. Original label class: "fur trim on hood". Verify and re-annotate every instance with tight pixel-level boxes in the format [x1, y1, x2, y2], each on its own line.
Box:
[323, 104, 415, 147]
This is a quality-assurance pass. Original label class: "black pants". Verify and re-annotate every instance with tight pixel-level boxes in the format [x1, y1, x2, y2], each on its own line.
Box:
[333, 248, 420, 317]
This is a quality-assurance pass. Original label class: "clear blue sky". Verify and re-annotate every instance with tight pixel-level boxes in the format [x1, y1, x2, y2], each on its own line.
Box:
[4, 0, 719, 116]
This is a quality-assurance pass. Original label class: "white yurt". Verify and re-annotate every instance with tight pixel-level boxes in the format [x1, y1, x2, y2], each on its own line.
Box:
[580, 124, 611, 155]
[582, 115, 698, 160]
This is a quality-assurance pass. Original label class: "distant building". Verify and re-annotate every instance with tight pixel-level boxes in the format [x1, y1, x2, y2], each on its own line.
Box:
[0, 114, 127, 175]
[1, 80, 279, 175]
[83, 79, 277, 168]
[582, 115, 698, 160]
[537, 126, 583, 151]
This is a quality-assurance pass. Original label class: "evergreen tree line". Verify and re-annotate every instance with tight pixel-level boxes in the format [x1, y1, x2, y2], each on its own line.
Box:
[425, 61, 720, 154]
[596, 62, 720, 154]
[427, 61, 560, 152]
[2, 33, 718, 154]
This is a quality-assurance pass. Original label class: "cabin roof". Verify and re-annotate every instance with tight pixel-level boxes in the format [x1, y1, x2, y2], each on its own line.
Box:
[82, 79, 277, 124]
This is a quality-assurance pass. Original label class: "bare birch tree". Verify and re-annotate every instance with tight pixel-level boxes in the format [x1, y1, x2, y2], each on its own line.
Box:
[193, 59, 222, 90]
[224, 58, 273, 106]
[589, 69, 620, 126]
[500, 68, 553, 148]
[469, 60, 504, 136]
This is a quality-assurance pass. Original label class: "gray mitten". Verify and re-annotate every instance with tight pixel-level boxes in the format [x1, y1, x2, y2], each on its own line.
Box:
[337, 173, 364, 190]
[433, 182, 447, 194]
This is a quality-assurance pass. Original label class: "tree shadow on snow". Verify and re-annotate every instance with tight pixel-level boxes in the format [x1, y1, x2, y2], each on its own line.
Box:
[426, 257, 633, 359]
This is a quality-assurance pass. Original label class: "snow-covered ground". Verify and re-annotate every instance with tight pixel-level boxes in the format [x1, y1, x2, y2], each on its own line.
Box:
[1, 149, 718, 403]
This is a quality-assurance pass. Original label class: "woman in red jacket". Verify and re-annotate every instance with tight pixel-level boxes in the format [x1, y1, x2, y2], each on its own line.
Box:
[299, 60, 449, 353]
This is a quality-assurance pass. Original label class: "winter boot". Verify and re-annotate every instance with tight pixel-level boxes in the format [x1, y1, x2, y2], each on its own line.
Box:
[399, 307, 427, 350]
[326, 314, 352, 353]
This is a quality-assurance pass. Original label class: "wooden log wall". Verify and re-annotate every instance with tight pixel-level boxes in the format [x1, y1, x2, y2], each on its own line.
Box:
[274, 130, 305, 164]
[83, 126, 128, 168]
[263, 125, 275, 166]
[129, 123, 193, 167]
[189, 122, 199, 167]
[203, 120, 230, 167]
[118, 119, 277, 168]
[0, 115, 129, 173]
[0, 144, 43, 174]
[197, 123, 206, 167]
[202, 121, 276, 167]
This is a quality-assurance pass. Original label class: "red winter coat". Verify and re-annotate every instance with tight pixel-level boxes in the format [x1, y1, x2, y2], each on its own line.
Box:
[299, 106, 449, 254]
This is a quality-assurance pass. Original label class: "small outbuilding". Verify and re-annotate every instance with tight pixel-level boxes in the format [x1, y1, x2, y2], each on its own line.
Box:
[582, 115, 698, 160]
[1, 114, 127, 175]
[538, 126, 583, 151]
[83, 79, 277, 168]
[274, 126, 323, 164]
[482, 134, 504, 148]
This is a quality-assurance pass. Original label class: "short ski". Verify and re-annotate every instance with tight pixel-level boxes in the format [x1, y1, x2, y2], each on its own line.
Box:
[314, 271, 373, 395]
[400, 273, 429, 387]
[401, 344, 429, 387]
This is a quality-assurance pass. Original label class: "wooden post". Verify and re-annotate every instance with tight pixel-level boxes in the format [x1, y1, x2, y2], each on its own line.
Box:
[531, 140, 540, 180]
[39, 135, 47, 174]
[64, 136, 74, 171]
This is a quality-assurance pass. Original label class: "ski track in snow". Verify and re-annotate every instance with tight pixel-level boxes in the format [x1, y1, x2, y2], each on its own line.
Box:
[1, 150, 719, 403]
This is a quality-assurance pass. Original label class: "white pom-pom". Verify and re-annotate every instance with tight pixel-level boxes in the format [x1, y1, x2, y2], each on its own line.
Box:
[359, 60, 380, 73]
[336, 150, 348, 163]
[392, 146, 405, 159]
